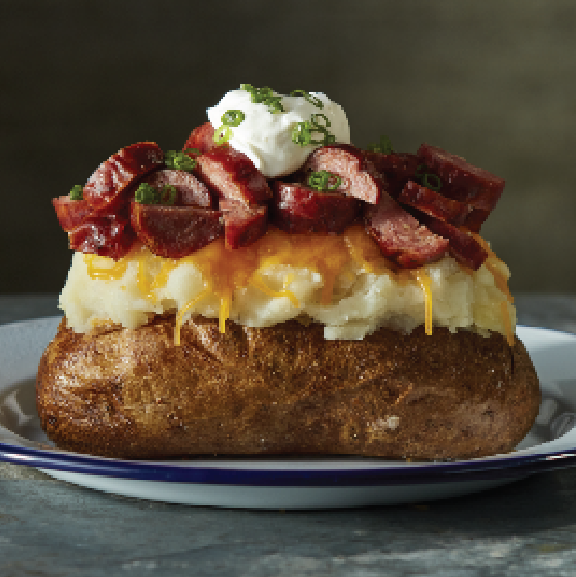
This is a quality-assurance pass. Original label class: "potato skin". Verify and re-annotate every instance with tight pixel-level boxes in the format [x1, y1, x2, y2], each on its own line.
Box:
[36, 314, 540, 460]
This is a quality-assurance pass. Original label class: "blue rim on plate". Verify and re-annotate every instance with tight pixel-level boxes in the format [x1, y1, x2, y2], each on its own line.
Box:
[1, 443, 576, 486]
[1, 317, 576, 494]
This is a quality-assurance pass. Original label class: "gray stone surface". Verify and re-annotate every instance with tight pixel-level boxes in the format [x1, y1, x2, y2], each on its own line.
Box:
[1, 471, 576, 576]
[0, 294, 60, 327]
[2, 295, 576, 575]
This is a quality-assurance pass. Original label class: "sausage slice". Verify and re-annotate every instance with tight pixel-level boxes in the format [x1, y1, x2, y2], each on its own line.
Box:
[219, 199, 268, 249]
[272, 182, 361, 234]
[304, 144, 386, 204]
[83, 142, 165, 214]
[398, 181, 471, 226]
[417, 143, 505, 231]
[143, 169, 213, 207]
[182, 122, 219, 155]
[68, 213, 136, 260]
[131, 202, 223, 258]
[196, 147, 272, 206]
[365, 193, 449, 268]
[415, 212, 488, 270]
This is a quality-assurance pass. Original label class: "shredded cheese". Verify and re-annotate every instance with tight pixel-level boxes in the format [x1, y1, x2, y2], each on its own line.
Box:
[414, 271, 433, 335]
[79, 227, 513, 346]
[344, 225, 393, 274]
[484, 261, 513, 303]
[136, 247, 166, 301]
[84, 254, 127, 280]
[219, 290, 231, 333]
[249, 274, 299, 307]
[471, 232, 515, 345]
[174, 285, 211, 345]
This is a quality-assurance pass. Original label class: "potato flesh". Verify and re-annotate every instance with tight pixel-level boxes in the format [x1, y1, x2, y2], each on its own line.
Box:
[59, 244, 515, 341]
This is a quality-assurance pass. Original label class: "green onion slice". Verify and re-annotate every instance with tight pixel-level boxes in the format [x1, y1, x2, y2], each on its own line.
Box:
[265, 96, 284, 113]
[240, 83, 284, 113]
[253, 86, 274, 101]
[290, 90, 324, 109]
[222, 110, 246, 127]
[213, 125, 232, 145]
[292, 117, 337, 147]
[367, 135, 394, 155]
[165, 150, 197, 172]
[422, 173, 442, 191]
[135, 183, 160, 204]
[308, 170, 342, 191]
[292, 121, 312, 146]
[291, 121, 318, 146]
[415, 163, 442, 191]
[183, 148, 200, 156]
[310, 113, 330, 129]
[69, 184, 83, 201]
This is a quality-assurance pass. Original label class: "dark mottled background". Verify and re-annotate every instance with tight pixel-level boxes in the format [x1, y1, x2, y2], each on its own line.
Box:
[1, 0, 575, 294]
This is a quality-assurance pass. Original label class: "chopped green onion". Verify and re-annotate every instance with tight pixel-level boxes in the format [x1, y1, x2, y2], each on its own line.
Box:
[135, 183, 178, 204]
[310, 113, 330, 129]
[416, 163, 442, 191]
[135, 183, 160, 204]
[415, 164, 426, 178]
[291, 121, 317, 146]
[213, 125, 232, 145]
[308, 170, 341, 191]
[292, 116, 337, 147]
[265, 96, 284, 113]
[290, 90, 324, 108]
[160, 184, 177, 205]
[251, 86, 275, 104]
[222, 110, 246, 127]
[165, 150, 197, 172]
[292, 121, 312, 146]
[423, 173, 442, 191]
[367, 135, 394, 155]
[69, 185, 83, 201]
[240, 83, 284, 113]
[183, 147, 200, 156]
[253, 86, 273, 100]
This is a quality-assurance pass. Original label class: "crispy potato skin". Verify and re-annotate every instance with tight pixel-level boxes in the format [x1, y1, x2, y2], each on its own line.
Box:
[36, 315, 540, 460]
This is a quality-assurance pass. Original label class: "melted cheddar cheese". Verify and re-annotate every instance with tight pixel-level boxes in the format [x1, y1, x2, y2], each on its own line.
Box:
[85, 226, 395, 341]
[414, 271, 433, 336]
[84, 255, 128, 280]
[471, 233, 515, 346]
[70, 225, 515, 344]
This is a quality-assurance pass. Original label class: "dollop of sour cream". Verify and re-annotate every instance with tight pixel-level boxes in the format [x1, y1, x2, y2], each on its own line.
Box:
[206, 88, 351, 178]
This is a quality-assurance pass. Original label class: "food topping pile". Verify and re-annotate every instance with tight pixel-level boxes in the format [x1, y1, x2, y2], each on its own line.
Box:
[53, 85, 513, 343]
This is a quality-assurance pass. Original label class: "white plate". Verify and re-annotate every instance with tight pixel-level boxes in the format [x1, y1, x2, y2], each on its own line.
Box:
[1, 316, 576, 510]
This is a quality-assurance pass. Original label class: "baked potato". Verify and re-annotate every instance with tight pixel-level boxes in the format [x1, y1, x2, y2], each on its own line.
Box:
[36, 314, 540, 460]
[41, 86, 540, 462]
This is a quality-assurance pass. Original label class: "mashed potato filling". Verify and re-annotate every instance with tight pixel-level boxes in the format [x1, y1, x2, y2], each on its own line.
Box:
[59, 226, 516, 343]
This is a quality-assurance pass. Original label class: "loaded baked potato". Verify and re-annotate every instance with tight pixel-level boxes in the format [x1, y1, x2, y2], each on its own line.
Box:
[38, 85, 540, 460]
